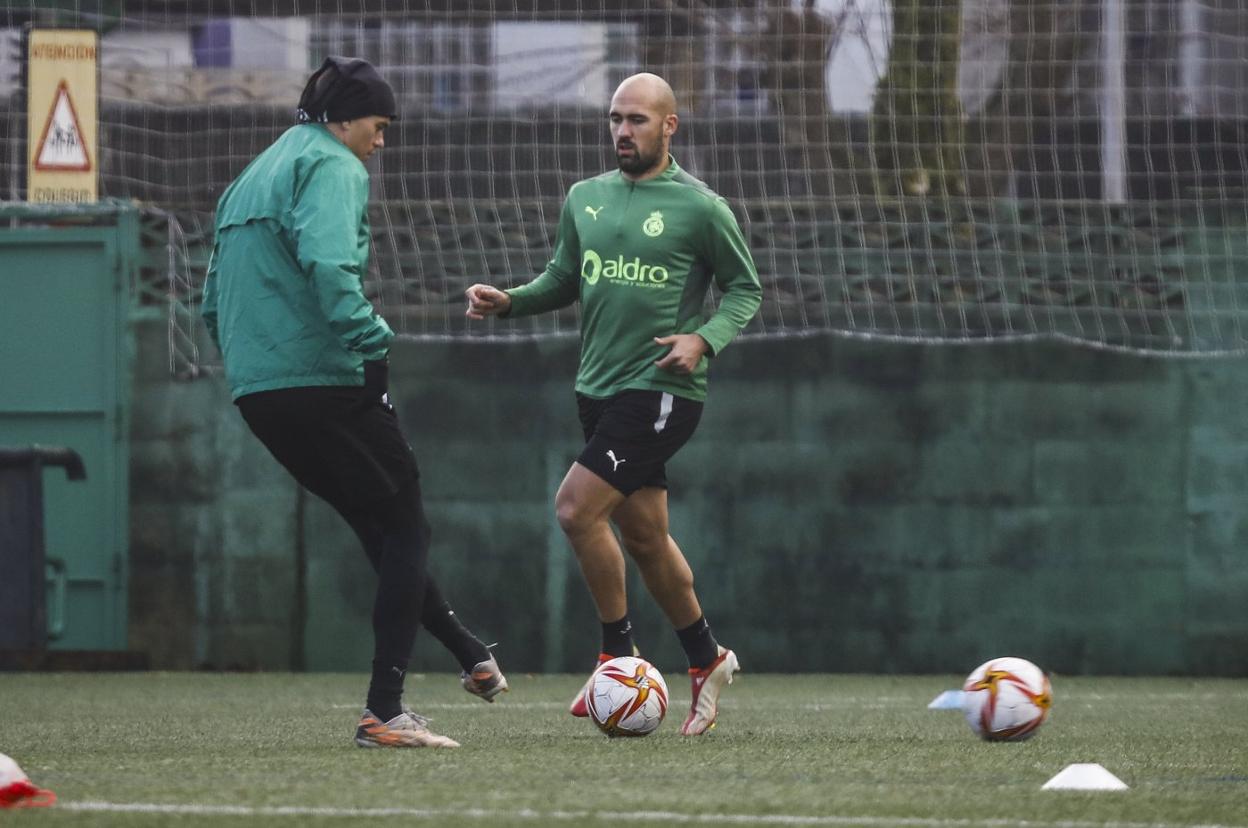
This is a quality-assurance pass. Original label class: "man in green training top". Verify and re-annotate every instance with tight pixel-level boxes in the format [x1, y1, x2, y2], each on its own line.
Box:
[465, 72, 762, 736]
[202, 57, 507, 750]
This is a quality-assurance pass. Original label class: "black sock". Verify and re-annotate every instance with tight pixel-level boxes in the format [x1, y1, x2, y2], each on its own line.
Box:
[676, 616, 719, 669]
[366, 658, 407, 722]
[365, 483, 428, 724]
[423, 603, 491, 672]
[601, 614, 635, 658]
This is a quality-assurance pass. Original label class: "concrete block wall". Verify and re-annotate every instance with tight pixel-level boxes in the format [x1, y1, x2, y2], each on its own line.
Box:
[127, 319, 1248, 676]
[130, 322, 297, 669]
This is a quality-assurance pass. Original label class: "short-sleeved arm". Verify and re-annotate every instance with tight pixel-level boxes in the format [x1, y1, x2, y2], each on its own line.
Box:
[290, 156, 393, 361]
[694, 197, 762, 356]
[504, 195, 582, 317]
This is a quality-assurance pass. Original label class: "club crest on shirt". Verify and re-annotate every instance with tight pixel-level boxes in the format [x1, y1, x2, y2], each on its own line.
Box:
[643, 211, 664, 237]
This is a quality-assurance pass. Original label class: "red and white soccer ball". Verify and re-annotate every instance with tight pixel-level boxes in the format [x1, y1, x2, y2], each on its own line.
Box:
[961, 656, 1053, 741]
[585, 655, 670, 737]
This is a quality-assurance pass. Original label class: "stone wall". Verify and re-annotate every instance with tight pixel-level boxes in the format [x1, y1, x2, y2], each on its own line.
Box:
[128, 319, 1248, 675]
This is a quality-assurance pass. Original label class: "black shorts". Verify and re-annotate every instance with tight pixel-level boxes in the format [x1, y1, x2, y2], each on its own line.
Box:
[236, 385, 419, 516]
[576, 389, 703, 496]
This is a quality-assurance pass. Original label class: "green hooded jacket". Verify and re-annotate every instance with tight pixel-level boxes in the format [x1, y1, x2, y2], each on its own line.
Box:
[201, 124, 393, 400]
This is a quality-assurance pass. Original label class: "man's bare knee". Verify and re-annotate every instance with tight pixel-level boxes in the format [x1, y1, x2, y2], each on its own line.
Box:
[557, 488, 610, 544]
[555, 464, 624, 541]
[555, 495, 586, 537]
[619, 526, 669, 562]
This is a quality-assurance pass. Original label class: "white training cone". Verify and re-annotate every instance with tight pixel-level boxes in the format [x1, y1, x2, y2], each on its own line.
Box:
[1042, 763, 1129, 791]
[927, 689, 965, 710]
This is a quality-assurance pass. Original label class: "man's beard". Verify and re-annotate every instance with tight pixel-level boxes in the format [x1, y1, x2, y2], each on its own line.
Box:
[617, 143, 662, 176]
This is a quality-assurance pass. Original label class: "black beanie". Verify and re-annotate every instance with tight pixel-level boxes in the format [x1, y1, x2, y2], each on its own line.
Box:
[296, 56, 398, 124]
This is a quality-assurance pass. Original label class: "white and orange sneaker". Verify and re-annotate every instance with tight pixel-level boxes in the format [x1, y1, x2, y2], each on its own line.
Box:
[568, 653, 614, 717]
[680, 646, 740, 736]
[354, 709, 460, 748]
[461, 655, 509, 703]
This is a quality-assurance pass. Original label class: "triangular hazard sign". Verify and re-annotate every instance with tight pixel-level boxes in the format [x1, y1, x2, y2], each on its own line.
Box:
[34, 80, 91, 172]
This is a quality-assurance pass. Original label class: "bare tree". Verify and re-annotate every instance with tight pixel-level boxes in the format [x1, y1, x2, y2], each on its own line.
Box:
[870, 0, 967, 197]
[757, 0, 841, 195]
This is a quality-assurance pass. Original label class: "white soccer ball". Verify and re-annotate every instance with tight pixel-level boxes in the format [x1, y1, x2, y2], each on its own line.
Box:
[585, 655, 669, 737]
[961, 656, 1053, 741]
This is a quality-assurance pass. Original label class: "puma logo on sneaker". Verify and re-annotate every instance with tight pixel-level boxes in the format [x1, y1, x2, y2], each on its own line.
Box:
[607, 450, 626, 471]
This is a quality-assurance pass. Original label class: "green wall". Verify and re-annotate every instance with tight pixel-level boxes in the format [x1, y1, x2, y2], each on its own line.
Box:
[128, 319, 1248, 677]
[0, 209, 136, 653]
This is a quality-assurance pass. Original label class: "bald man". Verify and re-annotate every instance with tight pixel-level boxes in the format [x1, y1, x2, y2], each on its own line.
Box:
[465, 73, 761, 736]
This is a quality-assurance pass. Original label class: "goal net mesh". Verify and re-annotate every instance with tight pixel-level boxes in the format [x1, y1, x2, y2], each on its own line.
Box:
[2, 0, 1247, 374]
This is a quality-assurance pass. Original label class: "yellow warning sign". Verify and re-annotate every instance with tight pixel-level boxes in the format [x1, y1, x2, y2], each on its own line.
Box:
[27, 29, 98, 203]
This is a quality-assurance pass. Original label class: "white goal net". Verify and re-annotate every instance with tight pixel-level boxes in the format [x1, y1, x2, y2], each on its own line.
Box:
[2, 0, 1247, 374]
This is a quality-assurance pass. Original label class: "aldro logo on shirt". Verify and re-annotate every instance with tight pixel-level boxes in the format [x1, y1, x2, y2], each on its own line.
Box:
[581, 249, 669, 287]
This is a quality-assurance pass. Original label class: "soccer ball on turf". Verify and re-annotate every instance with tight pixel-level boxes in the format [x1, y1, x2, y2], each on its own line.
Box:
[961, 656, 1053, 741]
[585, 655, 669, 737]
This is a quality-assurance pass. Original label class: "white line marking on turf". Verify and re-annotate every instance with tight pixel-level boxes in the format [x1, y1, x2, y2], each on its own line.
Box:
[330, 702, 568, 710]
[59, 801, 1247, 828]
[331, 699, 1248, 715]
[333, 693, 1248, 712]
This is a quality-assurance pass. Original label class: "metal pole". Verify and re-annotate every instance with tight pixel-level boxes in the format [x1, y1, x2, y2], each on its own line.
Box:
[1100, 0, 1128, 202]
[1178, 0, 1205, 117]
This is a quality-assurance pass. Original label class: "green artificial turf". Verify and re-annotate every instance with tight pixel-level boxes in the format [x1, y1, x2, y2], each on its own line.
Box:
[0, 672, 1244, 826]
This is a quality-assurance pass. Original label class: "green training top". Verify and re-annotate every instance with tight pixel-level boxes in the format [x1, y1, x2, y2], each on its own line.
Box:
[505, 157, 762, 402]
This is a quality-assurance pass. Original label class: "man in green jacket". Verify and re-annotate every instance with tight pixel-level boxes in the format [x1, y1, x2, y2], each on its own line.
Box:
[202, 57, 506, 749]
[466, 72, 761, 736]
